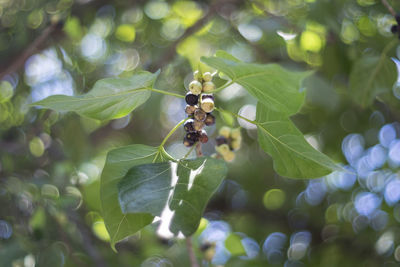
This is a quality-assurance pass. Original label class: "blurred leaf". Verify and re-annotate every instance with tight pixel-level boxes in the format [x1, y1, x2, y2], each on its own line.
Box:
[36, 244, 65, 267]
[225, 233, 246, 256]
[349, 54, 396, 107]
[100, 144, 162, 251]
[118, 157, 227, 236]
[256, 102, 340, 178]
[201, 52, 311, 115]
[32, 71, 159, 121]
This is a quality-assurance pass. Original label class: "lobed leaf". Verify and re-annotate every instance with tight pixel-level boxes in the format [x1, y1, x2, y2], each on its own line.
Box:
[118, 157, 228, 237]
[349, 55, 396, 108]
[201, 52, 311, 115]
[32, 71, 159, 121]
[256, 102, 341, 179]
[100, 144, 164, 251]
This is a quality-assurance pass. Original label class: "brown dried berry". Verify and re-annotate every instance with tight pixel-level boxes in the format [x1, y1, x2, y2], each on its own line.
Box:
[185, 105, 197, 115]
[204, 114, 215, 126]
[194, 108, 207, 121]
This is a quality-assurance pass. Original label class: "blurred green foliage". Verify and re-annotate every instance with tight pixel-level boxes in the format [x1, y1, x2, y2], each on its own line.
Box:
[1, 0, 400, 266]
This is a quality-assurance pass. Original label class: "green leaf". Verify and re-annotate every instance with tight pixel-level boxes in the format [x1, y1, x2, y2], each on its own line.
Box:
[256, 102, 340, 179]
[100, 144, 165, 251]
[118, 157, 228, 237]
[201, 52, 311, 115]
[32, 71, 159, 121]
[225, 233, 246, 256]
[349, 55, 396, 107]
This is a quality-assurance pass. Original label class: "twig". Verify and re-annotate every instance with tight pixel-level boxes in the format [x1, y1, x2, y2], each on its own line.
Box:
[195, 143, 203, 157]
[186, 237, 200, 267]
[0, 22, 61, 80]
[381, 0, 397, 17]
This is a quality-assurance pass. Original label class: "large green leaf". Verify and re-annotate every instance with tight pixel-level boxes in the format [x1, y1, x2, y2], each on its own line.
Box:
[118, 157, 227, 236]
[100, 144, 166, 251]
[349, 55, 396, 107]
[32, 71, 159, 121]
[256, 102, 340, 179]
[201, 52, 311, 115]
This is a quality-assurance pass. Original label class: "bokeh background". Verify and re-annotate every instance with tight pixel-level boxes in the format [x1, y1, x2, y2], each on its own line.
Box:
[1, 0, 400, 266]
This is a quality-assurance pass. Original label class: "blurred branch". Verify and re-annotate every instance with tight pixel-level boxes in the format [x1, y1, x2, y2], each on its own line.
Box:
[195, 143, 203, 157]
[186, 237, 200, 267]
[0, 22, 62, 80]
[381, 0, 397, 17]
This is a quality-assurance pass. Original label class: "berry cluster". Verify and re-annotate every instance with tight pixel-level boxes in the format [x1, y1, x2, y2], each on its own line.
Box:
[214, 126, 242, 162]
[391, 14, 400, 38]
[183, 71, 216, 147]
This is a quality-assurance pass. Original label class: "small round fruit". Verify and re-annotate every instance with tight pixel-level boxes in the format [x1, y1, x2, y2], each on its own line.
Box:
[231, 128, 241, 139]
[216, 143, 230, 154]
[392, 24, 398, 34]
[184, 132, 200, 147]
[200, 98, 214, 113]
[194, 120, 205, 131]
[199, 130, 209, 143]
[189, 80, 202, 95]
[204, 114, 215, 126]
[194, 108, 207, 121]
[184, 119, 195, 132]
[185, 92, 199, 106]
[201, 93, 214, 101]
[202, 81, 215, 92]
[215, 136, 228, 146]
[193, 70, 202, 81]
[203, 72, 212, 82]
[185, 105, 197, 115]
[222, 150, 235, 162]
[219, 126, 231, 139]
[231, 139, 241, 151]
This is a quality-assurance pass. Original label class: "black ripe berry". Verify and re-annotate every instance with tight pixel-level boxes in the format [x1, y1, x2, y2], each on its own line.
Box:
[216, 136, 228, 146]
[194, 108, 207, 121]
[199, 130, 208, 143]
[183, 132, 199, 147]
[184, 119, 196, 132]
[391, 25, 398, 34]
[185, 93, 199, 106]
[204, 113, 215, 126]
[201, 94, 214, 101]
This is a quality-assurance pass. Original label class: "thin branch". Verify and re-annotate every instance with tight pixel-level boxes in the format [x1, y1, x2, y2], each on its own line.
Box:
[0, 22, 62, 80]
[381, 0, 397, 17]
[148, 6, 217, 72]
[186, 237, 200, 267]
[195, 143, 203, 157]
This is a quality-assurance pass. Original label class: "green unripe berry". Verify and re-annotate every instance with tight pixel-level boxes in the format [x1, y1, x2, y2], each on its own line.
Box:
[231, 139, 241, 151]
[222, 150, 235, 162]
[189, 80, 202, 95]
[203, 72, 212, 82]
[231, 128, 241, 140]
[219, 126, 231, 139]
[216, 144, 230, 154]
[200, 98, 214, 113]
[202, 81, 215, 92]
[193, 70, 202, 81]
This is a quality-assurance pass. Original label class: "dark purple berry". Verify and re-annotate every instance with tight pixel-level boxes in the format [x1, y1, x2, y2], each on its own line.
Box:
[194, 108, 207, 121]
[216, 136, 228, 146]
[185, 93, 199, 106]
[391, 24, 398, 34]
[201, 94, 214, 101]
[204, 113, 215, 126]
[199, 130, 208, 143]
[184, 119, 195, 132]
[185, 105, 196, 115]
[183, 132, 200, 147]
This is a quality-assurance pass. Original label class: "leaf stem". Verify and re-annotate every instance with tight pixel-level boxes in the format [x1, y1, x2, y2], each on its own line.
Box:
[182, 142, 197, 159]
[214, 106, 257, 126]
[159, 118, 190, 148]
[186, 237, 200, 267]
[381, 0, 397, 17]
[150, 88, 185, 98]
[209, 80, 234, 93]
